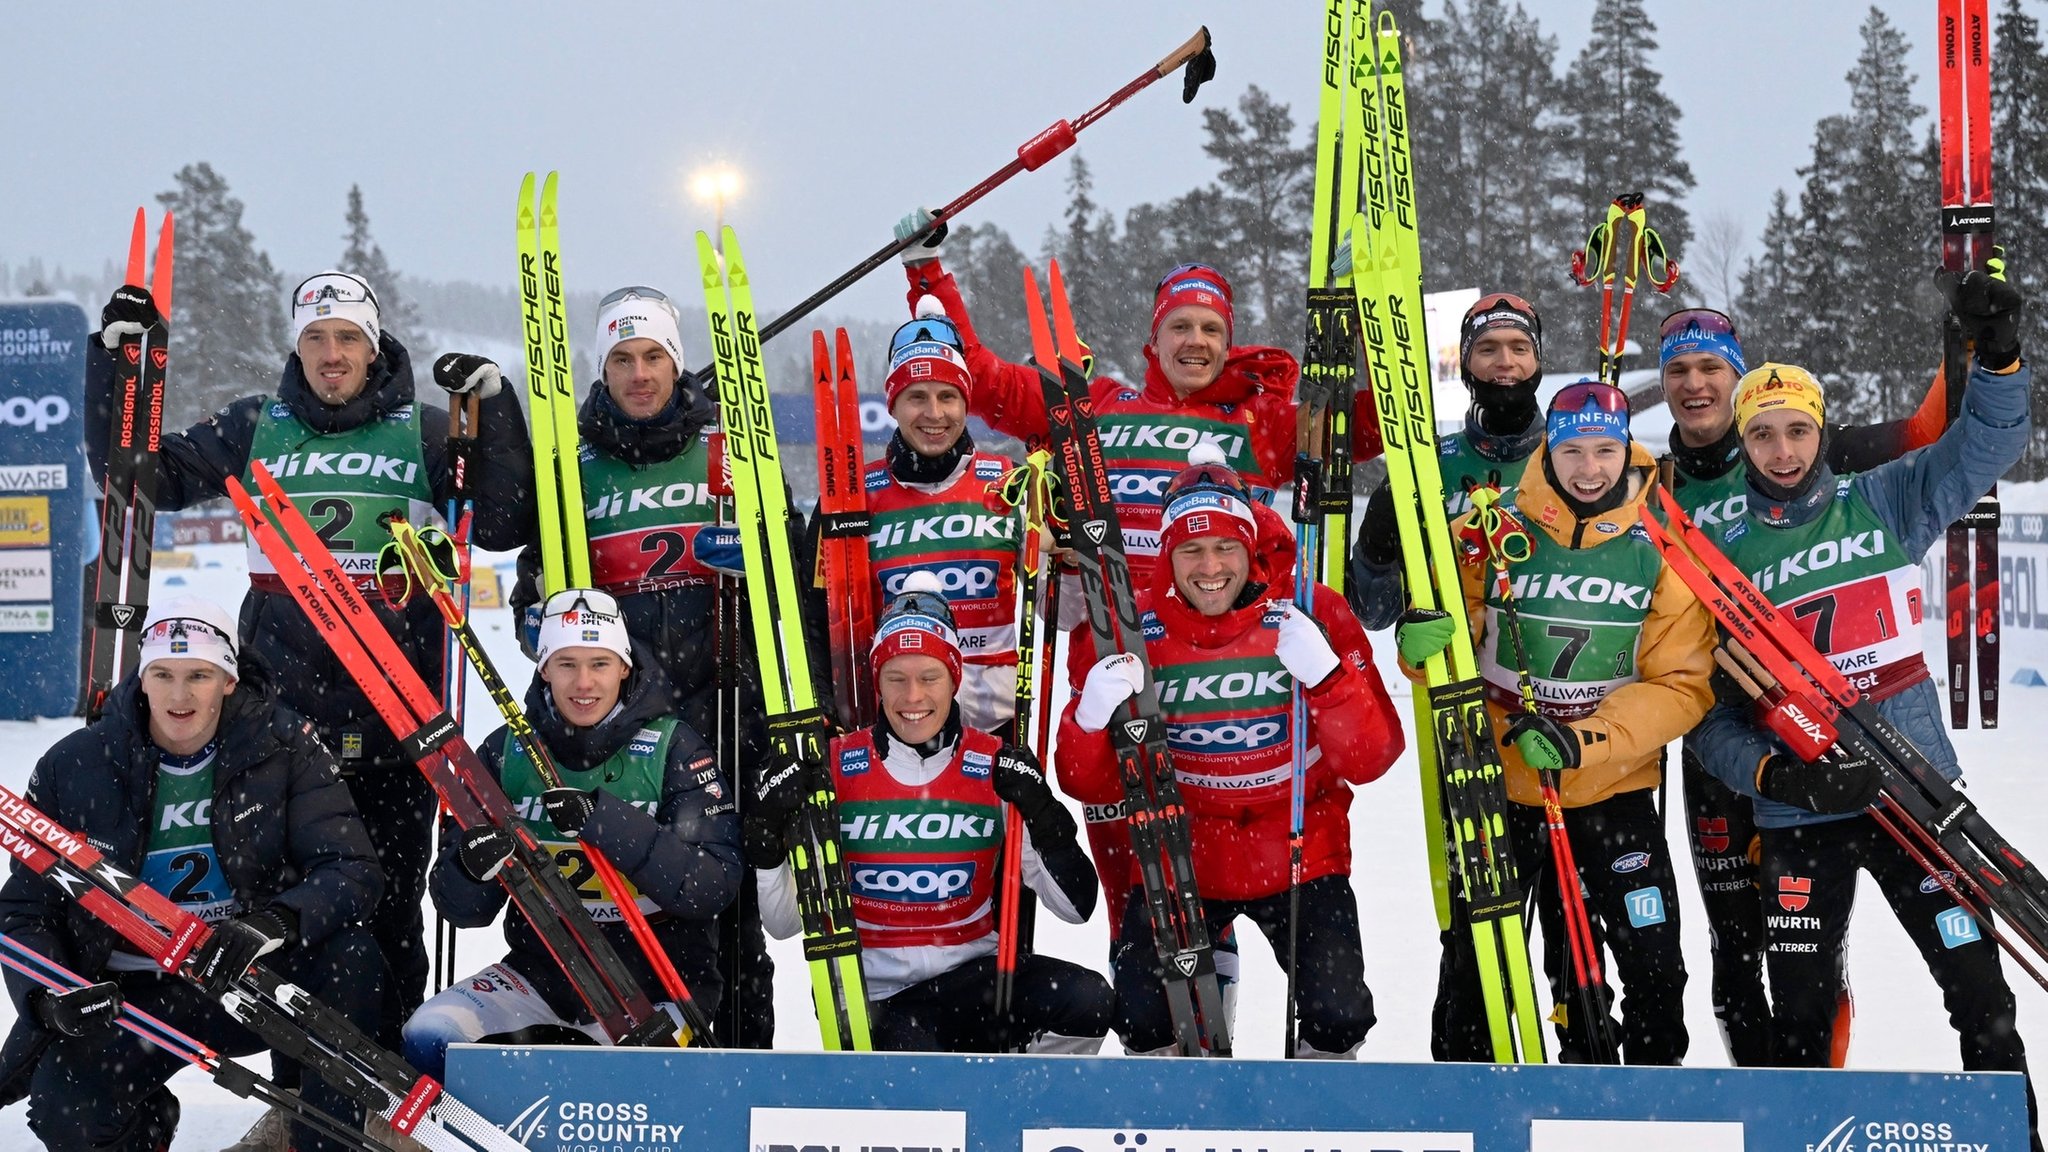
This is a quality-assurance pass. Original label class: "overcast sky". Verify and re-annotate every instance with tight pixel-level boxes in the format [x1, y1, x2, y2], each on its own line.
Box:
[0, 1, 1963, 328]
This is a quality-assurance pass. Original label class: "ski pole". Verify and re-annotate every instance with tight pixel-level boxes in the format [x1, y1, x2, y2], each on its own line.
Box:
[682, 26, 1216, 391]
[380, 517, 714, 1046]
[995, 450, 1058, 1046]
[1569, 192, 1678, 389]
[433, 394, 479, 994]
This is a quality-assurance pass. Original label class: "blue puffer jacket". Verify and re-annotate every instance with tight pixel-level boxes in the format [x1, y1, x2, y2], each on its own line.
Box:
[1692, 358, 2032, 828]
[0, 676, 383, 1100]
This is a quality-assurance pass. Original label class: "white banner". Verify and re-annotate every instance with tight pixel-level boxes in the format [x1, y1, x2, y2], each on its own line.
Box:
[0, 464, 65, 492]
[0, 549, 51, 602]
[0, 605, 53, 633]
[750, 1106, 967, 1152]
[1024, 1130, 1473, 1152]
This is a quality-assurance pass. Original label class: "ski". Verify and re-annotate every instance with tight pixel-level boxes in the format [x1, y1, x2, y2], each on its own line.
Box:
[1352, 10, 1545, 1064]
[0, 787, 527, 1152]
[87, 208, 174, 720]
[697, 226, 872, 1051]
[994, 448, 1057, 1042]
[1025, 258, 1230, 1057]
[1939, 0, 1999, 730]
[811, 327, 875, 729]
[0, 932, 388, 1152]
[380, 516, 716, 1044]
[1643, 487, 2048, 988]
[227, 463, 677, 1048]
[518, 171, 592, 597]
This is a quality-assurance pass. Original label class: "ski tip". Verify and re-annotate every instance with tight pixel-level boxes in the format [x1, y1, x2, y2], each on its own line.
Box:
[126, 209, 147, 288]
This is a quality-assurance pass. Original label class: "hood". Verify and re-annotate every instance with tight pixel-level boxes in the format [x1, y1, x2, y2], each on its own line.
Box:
[1510, 440, 1658, 550]
[525, 657, 677, 772]
[278, 332, 418, 435]
[578, 374, 720, 466]
[101, 674, 280, 785]
[1141, 343, 1299, 409]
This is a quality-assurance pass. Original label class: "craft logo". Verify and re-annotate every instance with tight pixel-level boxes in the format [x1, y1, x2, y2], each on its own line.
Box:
[501, 1094, 688, 1150]
[1779, 875, 1813, 912]
[1805, 1115, 1991, 1152]
[1023, 1129, 1472, 1152]
[749, 1106, 965, 1152]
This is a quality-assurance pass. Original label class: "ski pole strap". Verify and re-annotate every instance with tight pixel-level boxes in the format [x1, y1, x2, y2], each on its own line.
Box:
[1000, 450, 1059, 533]
[376, 517, 462, 609]
[400, 710, 461, 763]
[1459, 480, 1533, 568]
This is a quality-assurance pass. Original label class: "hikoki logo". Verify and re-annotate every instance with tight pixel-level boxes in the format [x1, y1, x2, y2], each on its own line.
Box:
[1806, 1115, 1981, 1152]
[501, 1094, 686, 1148]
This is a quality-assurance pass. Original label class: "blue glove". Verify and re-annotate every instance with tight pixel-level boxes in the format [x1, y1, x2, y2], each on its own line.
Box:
[894, 207, 949, 266]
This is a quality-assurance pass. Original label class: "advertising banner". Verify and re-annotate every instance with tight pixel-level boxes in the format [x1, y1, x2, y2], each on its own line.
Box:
[0, 302, 85, 716]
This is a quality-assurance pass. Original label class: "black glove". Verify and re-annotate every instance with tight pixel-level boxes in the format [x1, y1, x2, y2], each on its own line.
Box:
[432, 352, 504, 398]
[456, 826, 516, 883]
[742, 811, 791, 870]
[33, 981, 122, 1038]
[1355, 482, 1401, 568]
[187, 908, 297, 993]
[1937, 261, 2025, 371]
[742, 755, 807, 870]
[991, 744, 1062, 827]
[98, 286, 161, 351]
[1503, 710, 1581, 772]
[542, 787, 598, 837]
[1757, 748, 1881, 815]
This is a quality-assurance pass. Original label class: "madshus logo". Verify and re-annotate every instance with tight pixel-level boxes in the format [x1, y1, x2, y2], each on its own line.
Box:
[1806, 1115, 1988, 1152]
[502, 1095, 688, 1150]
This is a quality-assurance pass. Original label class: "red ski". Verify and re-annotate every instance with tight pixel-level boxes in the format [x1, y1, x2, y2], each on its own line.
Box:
[811, 327, 876, 728]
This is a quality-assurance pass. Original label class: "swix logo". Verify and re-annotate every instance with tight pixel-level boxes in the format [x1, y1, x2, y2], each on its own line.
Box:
[159, 801, 212, 829]
[256, 451, 419, 485]
[1778, 875, 1813, 912]
[1775, 699, 1835, 755]
[1695, 816, 1730, 854]
[1749, 532, 1886, 592]
[587, 482, 713, 518]
[869, 511, 1016, 548]
[1506, 572, 1651, 609]
[881, 560, 998, 600]
[1689, 493, 1748, 528]
[1167, 717, 1286, 753]
[1158, 669, 1290, 704]
[1095, 424, 1245, 462]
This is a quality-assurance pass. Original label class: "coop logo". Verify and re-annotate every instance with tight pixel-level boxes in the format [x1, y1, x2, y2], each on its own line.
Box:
[1805, 1115, 1988, 1152]
[0, 395, 70, 432]
[1022, 1128, 1472, 1152]
[851, 862, 975, 903]
[880, 559, 999, 599]
[500, 1094, 688, 1149]
[1166, 717, 1286, 753]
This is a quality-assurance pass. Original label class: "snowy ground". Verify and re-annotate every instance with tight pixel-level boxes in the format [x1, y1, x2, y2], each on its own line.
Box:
[3, 520, 2047, 1149]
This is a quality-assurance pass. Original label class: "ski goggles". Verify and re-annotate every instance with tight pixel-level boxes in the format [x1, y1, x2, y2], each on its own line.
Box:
[889, 314, 963, 359]
[1546, 380, 1631, 445]
[1155, 262, 1230, 296]
[294, 271, 379, 311]
[544, 587, 625, 621]
[1658, 307, 1746, 374]
[600, 285, 682, 321]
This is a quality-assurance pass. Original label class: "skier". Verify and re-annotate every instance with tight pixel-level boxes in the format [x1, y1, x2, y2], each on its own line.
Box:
[748, 574, 1112, 1053]
[1349, 292, 1547, 630]
[0, 596, 384, 1152]
[1659, 305, 1950, 1067]
[1406, 381, 1712, 1064]
[85, 272, 532, 1046]
[506, 285, 779, 1049]
[403, 589, 740, 1078]
[813, 299, 1026, 734]
[894, 210, 1301, 591]
[1057, 450, 1404, 1057]
[1690, 268, 2037, 1141]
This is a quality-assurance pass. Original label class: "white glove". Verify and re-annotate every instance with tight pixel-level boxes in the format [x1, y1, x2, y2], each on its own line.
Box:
[1272, 601, 1341, 687]
[1074, 652, 1145, 733]
[894, 207, 948, 267]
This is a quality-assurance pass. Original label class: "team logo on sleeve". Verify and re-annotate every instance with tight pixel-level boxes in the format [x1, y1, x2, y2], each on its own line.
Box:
[1778, 875, 1812, 912]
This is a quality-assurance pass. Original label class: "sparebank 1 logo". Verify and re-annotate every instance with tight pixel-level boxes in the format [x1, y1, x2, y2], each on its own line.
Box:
[501, 1094, 689, 1150]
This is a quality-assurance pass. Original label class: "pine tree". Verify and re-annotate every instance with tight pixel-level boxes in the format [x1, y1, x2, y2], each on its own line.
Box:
[941, 223, 1033, 366]
[1994, 0, 2048, 477]
[156, 163, 287, 428]
[1736, 189, 1803, 358]
[1556, 0, 1696, 363]
[340, 184, 420, 354]
[1185, 85, 1314, 350]
[1050, 155, 1114, 344]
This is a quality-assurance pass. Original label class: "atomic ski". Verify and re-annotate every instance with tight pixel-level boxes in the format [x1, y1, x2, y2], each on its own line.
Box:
[518, 171, 591, 597]
[1350, 10, 1545, 1064]
[0, 786, 526, 1152]
[697, 226, 872, 1051]
[87, 208, 174, 720]
[1643, 487, 2048, 988]
[227, 463, 678, 1049]
[1025, 258, 1230, 1057]
[811, 327, 876, 730]
[1938, 0, 2000, 730]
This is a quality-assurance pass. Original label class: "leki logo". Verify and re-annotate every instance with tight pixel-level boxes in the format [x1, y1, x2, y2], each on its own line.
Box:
[1779, 875, 1813, 912]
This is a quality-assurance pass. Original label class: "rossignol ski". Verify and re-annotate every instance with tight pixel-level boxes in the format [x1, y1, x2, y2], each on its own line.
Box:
[1643, 486, 2048, 988]
[1351, 10, 1545, 1064]
[0, 787, 527, 1152]
[697, 226, 872, 1050]
[227, 462, 678, 1049]
[1938, 0, 1999, 730]
[1025, 258, 1230, 1057]
[812, 327, 876, 729]
[0, 932, 386, 1152]
[380, 516, 715, 1044]
[87, 208, 174, 721]
[518, 171, 592, 596]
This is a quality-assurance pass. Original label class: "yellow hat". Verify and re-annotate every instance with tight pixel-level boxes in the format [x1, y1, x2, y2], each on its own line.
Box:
[1734, 362, 1826, 433]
